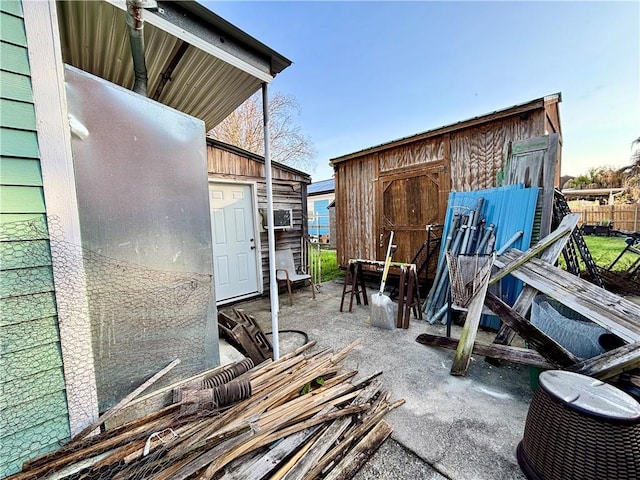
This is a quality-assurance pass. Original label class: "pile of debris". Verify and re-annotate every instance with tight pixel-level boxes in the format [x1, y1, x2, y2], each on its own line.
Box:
[8, 341, 403, 480]
[418, 215, 640, 394]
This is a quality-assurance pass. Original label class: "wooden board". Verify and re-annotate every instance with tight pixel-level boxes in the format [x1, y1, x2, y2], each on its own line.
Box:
[496, 250, 640, 342]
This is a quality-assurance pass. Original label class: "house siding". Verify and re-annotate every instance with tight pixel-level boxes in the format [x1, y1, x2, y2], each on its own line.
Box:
[0, 2, 70, 476]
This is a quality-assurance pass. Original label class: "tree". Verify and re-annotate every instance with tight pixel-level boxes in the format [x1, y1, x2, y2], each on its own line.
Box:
[208, 91, 315, 171]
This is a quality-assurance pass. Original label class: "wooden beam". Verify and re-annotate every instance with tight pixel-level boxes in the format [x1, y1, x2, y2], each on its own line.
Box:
[450, 254, 495, 376]
[494, 250, 640, 343]
[484, 292, 579, 367]
[416, 333, 553, 369]
[569, 342, 640, 380]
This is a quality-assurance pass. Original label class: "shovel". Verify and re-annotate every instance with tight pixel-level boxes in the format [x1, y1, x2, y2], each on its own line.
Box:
[371, 231, 395, 329]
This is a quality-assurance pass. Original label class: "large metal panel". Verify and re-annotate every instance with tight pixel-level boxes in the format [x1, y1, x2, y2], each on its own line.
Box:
[65, 65, 218, 411]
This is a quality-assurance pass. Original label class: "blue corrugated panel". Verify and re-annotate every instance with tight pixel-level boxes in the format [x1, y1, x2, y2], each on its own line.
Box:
[440, 185, 540, 329]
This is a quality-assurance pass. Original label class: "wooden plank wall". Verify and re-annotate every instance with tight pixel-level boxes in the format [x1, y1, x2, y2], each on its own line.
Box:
[335, 107, 554, 268]
[334, 153, 378, 267]
[449, 111, 545, 192]
[0, 2, 70, 476]
[207, 145, 310, 293]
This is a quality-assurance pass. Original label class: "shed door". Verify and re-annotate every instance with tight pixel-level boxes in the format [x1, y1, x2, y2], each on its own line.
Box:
[380, 163, 448, 265]
[209, 183, 259, 302]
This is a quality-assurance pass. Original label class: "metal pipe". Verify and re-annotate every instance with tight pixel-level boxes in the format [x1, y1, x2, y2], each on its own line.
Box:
[126, 0, 148, 96]
[496, 230, 524, 256]
[476, 223, 495, 254]
[424, 214, 459, 313]
[263, 83, 280, 360]
[467, 198, 485, 254]
[459, 213, 474, 254]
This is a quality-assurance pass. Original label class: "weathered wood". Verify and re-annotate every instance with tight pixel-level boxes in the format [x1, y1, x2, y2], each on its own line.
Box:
[416, 333, 553, 369]
[495, 250, 640, 343]
[323, 420, 393, 480]
[450, 253, 495, 376]
[489, 213, 578, 285]
[493, 213, 579, 346]
[72, 359, 180, 442]
[484, 292, 579, 367]
[569, 342, 640, 380]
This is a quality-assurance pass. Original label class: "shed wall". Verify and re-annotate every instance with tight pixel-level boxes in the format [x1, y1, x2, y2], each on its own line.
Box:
[207, 145, 310, 294]
[0, 2, 70, 476]
[334, 106, 556, 269]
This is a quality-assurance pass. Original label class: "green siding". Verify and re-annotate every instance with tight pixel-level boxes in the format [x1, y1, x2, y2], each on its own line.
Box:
[0, 40, 29, 75]
[0, 185, 45, 212]
[0, 213, 49, 240]
[0, 157, 43, 185]
[0, 127, 39, 157]
[0, 11, 27, 47]
[0, 291, 57, 326]
[0, 5, 70, 476]
[0, 415, 70, 476]
[0, 342, 63, 383]
[0, 265, 54, 297]
[1, 98, 36, 129]
[0, 368, 66, 410]
[0, 238, 52, 269]
[1, 316, 59, 353]
[0, 70, 32, 102]
[1, 390, 67, 438]
[0, 1, 23, 18]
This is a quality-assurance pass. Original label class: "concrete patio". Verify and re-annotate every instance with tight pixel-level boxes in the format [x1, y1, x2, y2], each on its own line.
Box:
[220, 280, 533, 480]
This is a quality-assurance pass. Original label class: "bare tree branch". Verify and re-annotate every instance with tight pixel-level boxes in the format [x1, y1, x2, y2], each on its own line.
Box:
[208, 92, 315, 171]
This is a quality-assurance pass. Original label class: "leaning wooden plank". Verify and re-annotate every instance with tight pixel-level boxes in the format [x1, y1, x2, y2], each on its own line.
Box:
[416, 333, 553, 369]
[71, 359, 180, 441]
[450, 253, 495, 376]
[484, 292, 579, 367]
[489, 213, 578, 285]
[569, 342, 640, 380]
[493, 213, 579, 346]
[323, 420, 393, 480]
[495, 250, 640, 343]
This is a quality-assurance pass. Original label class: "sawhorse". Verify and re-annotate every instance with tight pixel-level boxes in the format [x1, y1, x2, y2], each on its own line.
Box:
[340, 260, 368, 312]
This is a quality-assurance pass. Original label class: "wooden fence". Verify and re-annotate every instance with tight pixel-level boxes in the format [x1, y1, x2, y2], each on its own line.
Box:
[570, 204, 640, 232]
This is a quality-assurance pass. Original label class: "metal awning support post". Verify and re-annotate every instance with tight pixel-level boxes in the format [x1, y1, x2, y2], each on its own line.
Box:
[262, 82, 280, 360]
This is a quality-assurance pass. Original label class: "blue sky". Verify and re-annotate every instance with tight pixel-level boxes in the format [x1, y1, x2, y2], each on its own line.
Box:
[203, 1, 639, 182]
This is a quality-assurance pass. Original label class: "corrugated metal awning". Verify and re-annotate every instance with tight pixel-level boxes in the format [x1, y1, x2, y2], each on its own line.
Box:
[56, 0, 292, 130]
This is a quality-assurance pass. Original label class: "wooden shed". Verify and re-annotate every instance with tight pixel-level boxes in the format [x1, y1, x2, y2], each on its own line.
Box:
[330, 93, 562, 269]
[207, 139, 311, 304]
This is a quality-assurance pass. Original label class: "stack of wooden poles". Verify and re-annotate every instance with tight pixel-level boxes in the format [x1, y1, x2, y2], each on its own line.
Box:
[8, 340, 403, 480]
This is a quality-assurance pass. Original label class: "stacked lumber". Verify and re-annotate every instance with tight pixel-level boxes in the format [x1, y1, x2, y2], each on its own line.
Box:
[8, 340, 403, 480]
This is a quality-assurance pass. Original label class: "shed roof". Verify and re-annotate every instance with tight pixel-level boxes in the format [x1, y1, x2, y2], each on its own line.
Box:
[207, 138, 311, 183]
[330, 93, 562, 165]
[57, 0, 292, 130]
[308, 178, 335, 195]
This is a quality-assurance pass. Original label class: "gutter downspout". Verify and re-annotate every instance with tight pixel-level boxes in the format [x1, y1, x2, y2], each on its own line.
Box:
[126, 0, 148, 96]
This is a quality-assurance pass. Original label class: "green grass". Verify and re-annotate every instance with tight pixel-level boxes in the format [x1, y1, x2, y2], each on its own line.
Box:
[582, 236, 637, 272]
[308, 248, 343, 283]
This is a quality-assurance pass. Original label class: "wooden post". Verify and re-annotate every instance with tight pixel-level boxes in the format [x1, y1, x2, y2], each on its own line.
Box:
[450, 253, 495, 376]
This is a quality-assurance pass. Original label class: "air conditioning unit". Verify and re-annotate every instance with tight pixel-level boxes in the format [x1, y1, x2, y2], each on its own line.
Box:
[259, 208, 293, 230]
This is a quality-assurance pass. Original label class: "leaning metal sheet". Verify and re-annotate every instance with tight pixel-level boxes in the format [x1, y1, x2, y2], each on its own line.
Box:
[65, 65, 218, 411]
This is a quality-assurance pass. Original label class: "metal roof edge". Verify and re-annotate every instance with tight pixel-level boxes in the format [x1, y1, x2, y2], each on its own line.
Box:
[206, 138, 311, 182]
[178, 1, 292, 75]
[330, 92, 562, 165]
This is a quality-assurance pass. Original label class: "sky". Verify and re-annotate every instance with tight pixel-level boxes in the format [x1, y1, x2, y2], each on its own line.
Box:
[202, 1, 640, 183]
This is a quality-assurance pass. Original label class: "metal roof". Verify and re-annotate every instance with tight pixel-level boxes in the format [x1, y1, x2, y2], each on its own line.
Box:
[56, 0, 292, 130]
[330, 93, 562, 165]
[308, 178, 335, 195]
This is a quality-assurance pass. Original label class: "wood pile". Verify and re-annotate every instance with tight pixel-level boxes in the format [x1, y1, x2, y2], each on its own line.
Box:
[8, 340, 403, 480]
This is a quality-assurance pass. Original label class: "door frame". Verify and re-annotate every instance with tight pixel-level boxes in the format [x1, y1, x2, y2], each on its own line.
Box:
[208, 178, 264, 304]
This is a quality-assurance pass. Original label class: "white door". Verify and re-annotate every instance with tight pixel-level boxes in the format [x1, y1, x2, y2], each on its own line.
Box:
[209, 183, 259, 302]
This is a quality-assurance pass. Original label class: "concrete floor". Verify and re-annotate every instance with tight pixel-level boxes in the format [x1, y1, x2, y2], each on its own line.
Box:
[220, 280, 533, 480]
